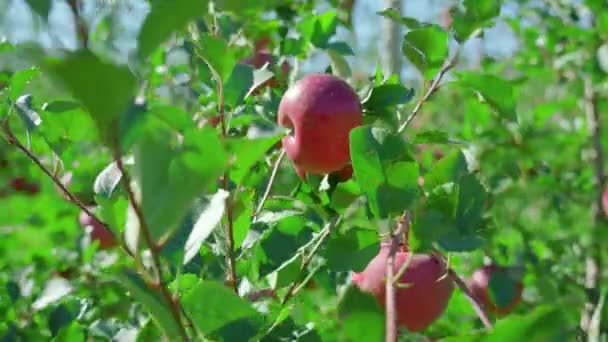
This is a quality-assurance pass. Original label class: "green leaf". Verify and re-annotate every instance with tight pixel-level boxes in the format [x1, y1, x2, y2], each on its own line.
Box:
[338, 286, 384, 342]
[183, 189, 229, 265]
[52, 322, 85, 342]
[456, 73, 516, 121]
[24, 0, 51, 19]
[43, 50, 136, 140]
[488, 268, 521, 309]
[330, 180, 361, 212]
[422, 150, 469, 191]
[214, 0, 280, 15]
[227, 135, 282, 185]
[414, 130, 450, 144]
[377, 8, 428, 29]
[9, 67, 39, 101]
[349, 126, 417, 218]
[134, 122, 227, 244]
[267, 253, 302, 289]
[324, 229, 377, 272]
[298, 11, 339, 48]
[453, 0, 501, 42]
[224, 63, 253, 108]
[402, 26, 449, 78]
[138, 0, 209, 59]
[196, 34, 240, 83]
[363, 84, 415, 111]
[183, 282, 263, 338]
[482, 306, 571, 341]
[117, 270, 181, 339]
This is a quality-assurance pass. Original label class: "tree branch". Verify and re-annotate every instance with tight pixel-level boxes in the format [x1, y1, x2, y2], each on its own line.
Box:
[432, 251, 493, 329]
[281, 216, 342, 305]
[385, 233, 400, 342]
[254, 149, 286, 219]
[110, 136, 190, 342]
[580, 75, 605, 337]
[398, 51, 459, 133]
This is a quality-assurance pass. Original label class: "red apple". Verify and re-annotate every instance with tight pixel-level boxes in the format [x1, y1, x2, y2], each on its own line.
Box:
[278, 74, 362, 179]
[79, 209, 116, 250]
[467, 265, 523, 316]
[352, 243, 454, 332]
[333, 164, 353, 182]
[8, 177, 39, 194]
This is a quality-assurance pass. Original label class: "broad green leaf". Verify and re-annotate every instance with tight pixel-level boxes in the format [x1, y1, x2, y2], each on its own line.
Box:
[9, 67, 39, 101]
[224, 64, 253, 108]
[363, 84, 415, 111]
[196, 34, 240, 83]
[134, 122, 227, 243]
[117, 270, 181, 339]
[138, 0, 209, 59]
[183, 282, 263, 337]
[215, 0, 280, 15]
[52, 323, 85, 342]
[298, 11, 339, 49]
[32, 277, 73, 311]
[43, 50, 136, 140]
[414, 130, 450, 144]
[402, 26, 449, 78]
[227, 135, 282, 184]
[326, 41, 355, 55]
[456, 73, 516, 121]
[324, 229, 377, 272]
[483, 306, 571, 341]
[267, 253, 302, 289]
[330, 180, 361, 212]
[183, 189, 229, 265]
[349, 126, 417, 218]
[136, 319, 163, 342]
[48, 304, 76, 337]
[488, 268, 522, 309]
[338, 286, 384, 342]
[422, 150, 469, 191]
[453, 0, 501, 42]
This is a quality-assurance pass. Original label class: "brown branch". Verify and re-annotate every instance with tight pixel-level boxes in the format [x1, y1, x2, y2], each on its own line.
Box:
[0, 120, 138, 255]
[581, 75, 605, 336]
[398, 50, 459, 133]
[110, 136, 190, 342]
[433, 251, 493, 329]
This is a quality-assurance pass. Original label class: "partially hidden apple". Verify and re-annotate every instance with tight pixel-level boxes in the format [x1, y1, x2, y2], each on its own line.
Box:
[79, 209, 116, 250]
[278, 74, 363, 179]
[467, 264, 523, 316]
[8, 177, 39, 194]
[240, 50, 290, 91]
[602, 185, 608, 217]
[352, 242, 454, 332]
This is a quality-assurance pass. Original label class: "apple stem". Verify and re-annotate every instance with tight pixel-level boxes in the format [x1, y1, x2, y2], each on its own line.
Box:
[432, 250, 493, 329]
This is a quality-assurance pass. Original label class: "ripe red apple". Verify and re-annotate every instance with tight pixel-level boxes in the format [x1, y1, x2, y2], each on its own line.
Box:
[352, 243, 454, 332]
[278, 74, 363, 179]
[8, 177, 39, 194]
[333, 164, 353, 182]
[467, 265, 523, 316]
[79, 209, 116, 250]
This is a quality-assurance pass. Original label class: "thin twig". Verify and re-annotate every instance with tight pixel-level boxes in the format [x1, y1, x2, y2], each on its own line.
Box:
[0, 121, 134, 252]
[281, 216, 342, 305]
[433, 251, 493, 329]
[580, 75, 605, 337]
[110, 136, 190, 342]
[254, 149, 286, 219]
[385, 233, 400, 342]
[398, 52, 459, 133]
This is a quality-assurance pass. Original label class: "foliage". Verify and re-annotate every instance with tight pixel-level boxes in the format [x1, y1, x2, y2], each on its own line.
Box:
[0, 0, 606, 341]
